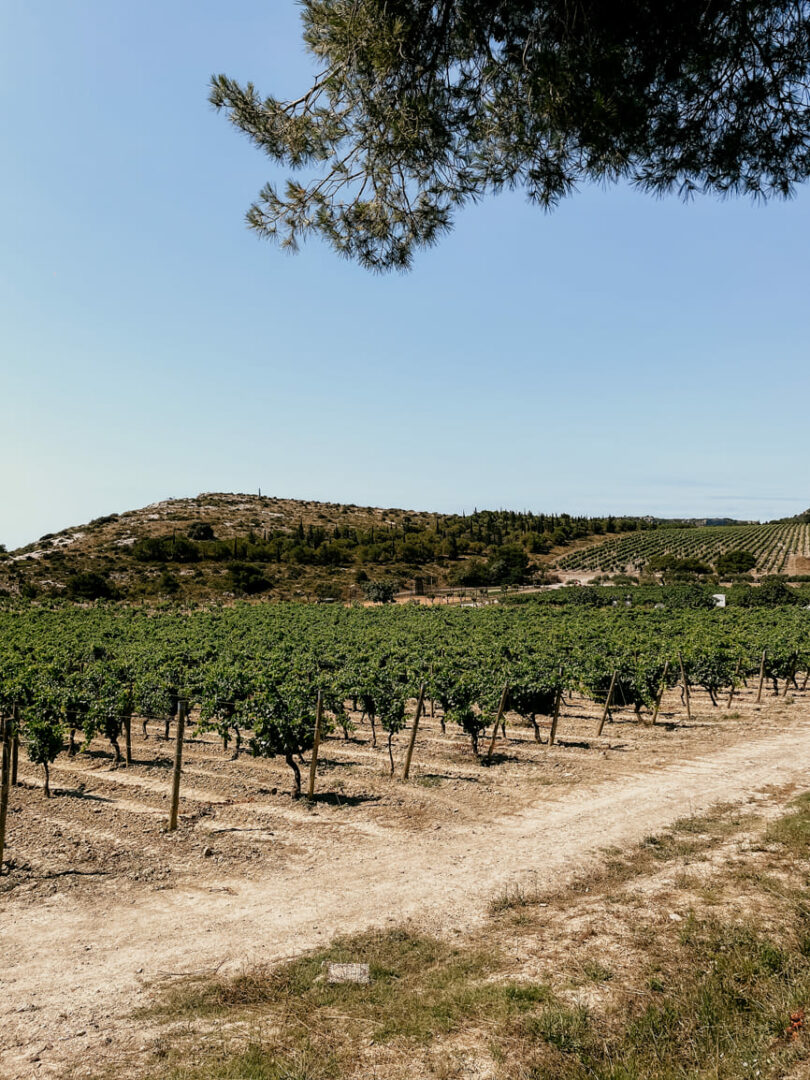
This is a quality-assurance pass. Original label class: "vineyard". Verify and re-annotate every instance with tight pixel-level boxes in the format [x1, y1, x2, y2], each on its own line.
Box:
[2, 601, 810, 1078]
[1, 602, 809, 821]
[556, 522, 810, 576]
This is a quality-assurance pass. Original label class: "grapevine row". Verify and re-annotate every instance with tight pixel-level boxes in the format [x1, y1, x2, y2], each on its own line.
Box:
[1, 603, 807, 806]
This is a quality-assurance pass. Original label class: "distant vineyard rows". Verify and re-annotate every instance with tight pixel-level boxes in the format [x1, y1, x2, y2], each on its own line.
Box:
[557, 524, 810, 575]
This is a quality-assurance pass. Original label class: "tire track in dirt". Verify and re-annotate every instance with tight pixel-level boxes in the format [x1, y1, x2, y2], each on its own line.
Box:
[17, 765, 390, 844]
[3, 721, 810, 1079]
[21, 809, 169, 864]
[30, 761, 231, 806]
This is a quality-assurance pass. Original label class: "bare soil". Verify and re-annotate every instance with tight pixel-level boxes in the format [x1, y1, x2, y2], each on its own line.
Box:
[2, 684, 809, 1079]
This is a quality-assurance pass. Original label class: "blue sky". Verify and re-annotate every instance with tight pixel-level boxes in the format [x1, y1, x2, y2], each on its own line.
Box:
[2, 1, 808, 550]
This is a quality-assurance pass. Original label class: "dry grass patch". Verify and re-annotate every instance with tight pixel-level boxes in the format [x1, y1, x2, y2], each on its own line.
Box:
[489, 803, 757, 917]
[142, 928, 559, 1078]
[107, 795, 810, 1080]
[767, 791, 810, 855]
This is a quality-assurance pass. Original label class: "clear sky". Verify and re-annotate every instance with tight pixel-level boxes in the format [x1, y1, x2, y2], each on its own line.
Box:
[2, 1, 808, 550]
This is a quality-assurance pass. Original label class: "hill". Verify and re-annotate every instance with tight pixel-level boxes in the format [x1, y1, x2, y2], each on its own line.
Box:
[780, 507, 810, 524]
[0, 493, 650, 603]
[5, 495, 804, 603]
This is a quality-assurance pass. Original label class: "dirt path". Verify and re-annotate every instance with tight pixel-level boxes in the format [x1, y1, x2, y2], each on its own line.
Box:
[3, 721, 810, 1079]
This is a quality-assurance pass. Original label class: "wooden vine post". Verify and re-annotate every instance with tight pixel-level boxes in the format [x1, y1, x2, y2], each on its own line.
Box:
[678, 652, 692, 722]
[726, 659, 742, 709]
[782, 655, 797, 698]
[168, 698, 186, 832]
[123, 684, 133, 767]
[0, 717, 10, 873]
[651, 660, 670, 725]
[756, 649, 767, 704]
[401, 684, 426, 781]
[596, 671, 618, 737]
[485, 683, 510, 762]
[306, 691, 324, 800]
[11, 703, 19, 786]
[548, 683, 564, 747]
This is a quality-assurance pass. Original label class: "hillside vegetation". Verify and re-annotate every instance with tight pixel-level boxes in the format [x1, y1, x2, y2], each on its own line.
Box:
[0, 493, 656, 603]
[3, 494, 807, 603]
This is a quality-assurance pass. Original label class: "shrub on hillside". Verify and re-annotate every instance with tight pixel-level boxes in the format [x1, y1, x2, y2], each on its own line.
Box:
[314, 581, 345, 602]
[228, 562, 271, 595]
[486, 545, 530, 586]
[133, 535, 200, 563]
[159, 571, 181, 595]
[133, 537, 169, 562]
[363, 581, 396, 603]
[715, 550, 756, 576]
[187, 522, 215, 541]
[448, 560, 489, 587]
[67, 572, 115, 601]
[88, 514, 119, 529]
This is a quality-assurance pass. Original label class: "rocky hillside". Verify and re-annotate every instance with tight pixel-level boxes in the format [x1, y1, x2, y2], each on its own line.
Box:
[0, 493, 632, 603]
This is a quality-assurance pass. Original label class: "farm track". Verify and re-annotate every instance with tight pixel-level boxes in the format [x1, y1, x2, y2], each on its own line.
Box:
[2, 689, 810, 1079]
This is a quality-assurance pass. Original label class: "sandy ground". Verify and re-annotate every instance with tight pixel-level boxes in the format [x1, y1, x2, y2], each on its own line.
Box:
[2, 685, 809, 1079]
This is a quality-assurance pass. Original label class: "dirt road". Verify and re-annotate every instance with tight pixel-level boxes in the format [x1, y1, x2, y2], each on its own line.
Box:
[2, 717, 809, 1079]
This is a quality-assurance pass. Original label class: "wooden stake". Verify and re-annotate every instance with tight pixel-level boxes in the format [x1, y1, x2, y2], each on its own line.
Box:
[11, 704, 19, 786]
[401, 684, 426, 781]
[548, 684, 564, 747]
[0, 718, 10, 873]
[782, 656, 797, 698]
[597, 671, 618, 737]
[678, 652, 692, 722]
[306, 691, 324, 800]
[651, 660, 670, 724]
[485, 683, 510, 761]
[168, 699, 186, 832]
[756, 649, 767, 704]
[124, 684, 133, 766]
[726, 659, 742, 710]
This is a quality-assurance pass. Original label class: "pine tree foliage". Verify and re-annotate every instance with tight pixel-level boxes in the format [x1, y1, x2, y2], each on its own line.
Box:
[210, 1, 810, 269]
